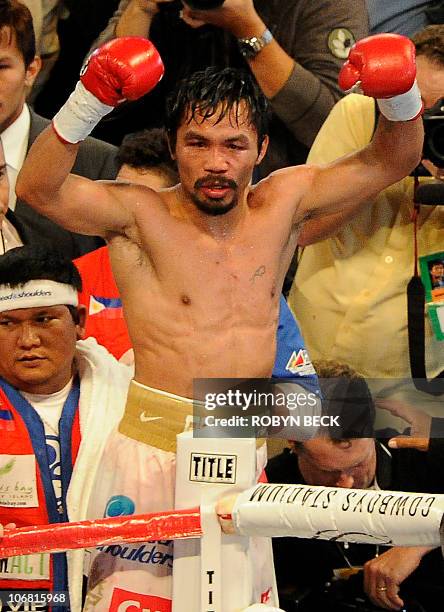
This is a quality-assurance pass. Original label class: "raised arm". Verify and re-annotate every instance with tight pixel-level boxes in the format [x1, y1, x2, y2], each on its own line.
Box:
[16, 37, 164, 238]
[297, 34, 423, 223]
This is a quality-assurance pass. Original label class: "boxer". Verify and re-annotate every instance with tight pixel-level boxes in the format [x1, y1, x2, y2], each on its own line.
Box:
[17, 33, 424, 610]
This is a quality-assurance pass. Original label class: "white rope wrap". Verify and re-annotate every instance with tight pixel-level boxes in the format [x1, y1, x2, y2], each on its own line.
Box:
[231, 483, 444, 547]
[0, 280, 78, 312]
[52, 81, 115, 144]
[377, 80, 422, 121]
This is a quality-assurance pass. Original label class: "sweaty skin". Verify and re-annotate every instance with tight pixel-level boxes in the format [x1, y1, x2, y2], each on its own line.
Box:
[16, 105, 422, 397]
[104, 115, 306, 395]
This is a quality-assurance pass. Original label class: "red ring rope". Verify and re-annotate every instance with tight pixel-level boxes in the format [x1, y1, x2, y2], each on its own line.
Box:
[0, 507, 202, 558]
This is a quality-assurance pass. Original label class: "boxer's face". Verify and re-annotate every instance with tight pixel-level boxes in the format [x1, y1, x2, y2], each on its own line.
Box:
[296, 437, 376, 489]
[0, 304, 86, 394]
[173, 101, 268, 216]
[0, 27, 40, 132]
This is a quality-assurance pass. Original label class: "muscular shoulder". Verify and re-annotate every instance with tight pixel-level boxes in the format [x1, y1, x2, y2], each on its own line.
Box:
[106, 181, 165, 207]
[250, 165, 316, 210]
[101, 181, 168, 236]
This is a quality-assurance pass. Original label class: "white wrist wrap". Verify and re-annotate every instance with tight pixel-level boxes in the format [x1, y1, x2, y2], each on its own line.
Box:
[377, 79, 422, 121]
[52, 81, 115, 143]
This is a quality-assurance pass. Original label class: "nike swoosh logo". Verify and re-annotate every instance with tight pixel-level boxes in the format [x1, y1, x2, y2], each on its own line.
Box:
[139, 412, 163, 423]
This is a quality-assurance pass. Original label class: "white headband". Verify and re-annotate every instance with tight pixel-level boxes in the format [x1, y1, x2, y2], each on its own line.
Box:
[0, 280, 79, 312]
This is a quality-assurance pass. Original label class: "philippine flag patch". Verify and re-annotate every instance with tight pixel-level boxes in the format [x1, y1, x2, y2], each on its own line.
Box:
[89, 295, 123, 319]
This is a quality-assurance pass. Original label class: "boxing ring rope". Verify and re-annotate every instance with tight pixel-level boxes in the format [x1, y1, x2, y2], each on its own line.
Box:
[0, 507, 202, 558]
[2, 484, 444, 558]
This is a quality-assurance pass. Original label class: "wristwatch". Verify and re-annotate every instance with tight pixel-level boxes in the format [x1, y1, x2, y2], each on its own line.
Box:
[237, 28, 273, 59]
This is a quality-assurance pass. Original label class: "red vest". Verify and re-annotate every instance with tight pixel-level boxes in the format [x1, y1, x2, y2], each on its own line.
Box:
[0, 381, 80, 594]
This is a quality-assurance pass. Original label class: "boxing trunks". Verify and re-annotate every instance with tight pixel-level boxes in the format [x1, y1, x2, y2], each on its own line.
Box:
[83, 381, 276, 611]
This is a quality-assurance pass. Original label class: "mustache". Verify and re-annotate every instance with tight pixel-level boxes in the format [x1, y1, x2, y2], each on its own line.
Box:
[195, 176, 237, 190]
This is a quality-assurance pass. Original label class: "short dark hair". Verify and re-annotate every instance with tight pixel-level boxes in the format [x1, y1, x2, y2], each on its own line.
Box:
[165, 66, 269, 150]
[413, 25, 444, 67]
[117, 128, 178, 185]
[0, 245, 82, 292]
[0, 0, 36, 68]
[312, 359, 375, 440]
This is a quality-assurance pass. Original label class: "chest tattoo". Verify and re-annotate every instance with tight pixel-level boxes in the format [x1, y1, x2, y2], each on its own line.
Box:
[250, 265, 266, 283]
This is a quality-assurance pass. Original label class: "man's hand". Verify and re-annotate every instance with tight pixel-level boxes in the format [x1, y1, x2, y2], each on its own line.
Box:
[115, 0, 176, 37]
[377, 399, 431, 451]
[339, 34, 422, 121]
[136, 0, 175, 14]
[363, 546, 432, 610]
[181, 0, 263, 37]
[421, 159, 444, 180]
[53, 37, 164, 144]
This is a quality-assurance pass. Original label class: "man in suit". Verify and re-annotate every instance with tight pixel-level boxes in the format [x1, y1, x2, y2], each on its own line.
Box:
[0, 1, 118, 259]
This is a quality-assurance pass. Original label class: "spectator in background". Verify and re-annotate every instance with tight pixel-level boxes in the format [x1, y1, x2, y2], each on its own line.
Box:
[116, 127, 179, 187]
[288, 25, 444, 415]
[367, 1, 443, 38]
[0, 141, 29, 253]
[0, 1, 118, 259]
[32, 0, 120, 115]
[19, 1, 42, 46]
[266, 359, 444, 612]
[86, 0, 368, 177]
[0, 246, 131, 612]
[26, 0, 67, 100]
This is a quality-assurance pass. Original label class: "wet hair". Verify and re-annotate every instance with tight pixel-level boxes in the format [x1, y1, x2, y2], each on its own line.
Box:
[117, 128, 178, 185]
[0, 245, 82, 292]
[413, 25, 444, 67]
[165, 66, 269, 150]
[0, 0, 36, 68]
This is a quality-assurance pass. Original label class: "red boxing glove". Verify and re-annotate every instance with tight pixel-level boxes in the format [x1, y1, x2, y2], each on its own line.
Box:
[339, 33, 416, 98]
[53, 37, 164, 143]
[81, 37, 164, 106]
[339, 33, 422, 121]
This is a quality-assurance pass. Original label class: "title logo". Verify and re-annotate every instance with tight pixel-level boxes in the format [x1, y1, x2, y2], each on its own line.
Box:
[189, 453, 237, 484]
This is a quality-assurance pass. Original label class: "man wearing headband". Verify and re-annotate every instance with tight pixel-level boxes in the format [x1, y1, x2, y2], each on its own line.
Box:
[0, 246, 131, 611]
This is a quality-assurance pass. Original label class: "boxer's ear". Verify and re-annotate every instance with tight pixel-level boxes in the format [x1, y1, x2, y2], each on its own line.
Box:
[167, 134, 176, 160]
[255, 135, 269, 165]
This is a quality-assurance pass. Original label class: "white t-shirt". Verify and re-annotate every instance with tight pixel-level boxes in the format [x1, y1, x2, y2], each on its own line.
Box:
[22, 378, 73, 513]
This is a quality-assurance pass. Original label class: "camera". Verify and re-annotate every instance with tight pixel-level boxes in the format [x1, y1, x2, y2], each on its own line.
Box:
[422, 97, 444, 168]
